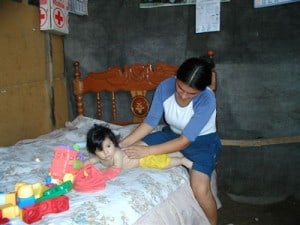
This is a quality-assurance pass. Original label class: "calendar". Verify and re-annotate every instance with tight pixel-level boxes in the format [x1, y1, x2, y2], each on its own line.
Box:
[69, 0, 88, 15]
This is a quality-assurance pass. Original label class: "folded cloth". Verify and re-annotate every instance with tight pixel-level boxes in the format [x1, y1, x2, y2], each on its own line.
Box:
[74, 164, 120, 192]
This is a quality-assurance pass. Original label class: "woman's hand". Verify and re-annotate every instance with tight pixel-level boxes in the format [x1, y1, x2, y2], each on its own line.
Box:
[119, 139, 130, 148]
[122, 144, 150, 159]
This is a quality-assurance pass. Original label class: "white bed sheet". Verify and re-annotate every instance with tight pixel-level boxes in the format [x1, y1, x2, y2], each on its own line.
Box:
[0, 116, 220, 225]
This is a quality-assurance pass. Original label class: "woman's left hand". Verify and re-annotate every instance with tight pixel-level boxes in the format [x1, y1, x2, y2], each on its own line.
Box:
[122, 145, 150, 159]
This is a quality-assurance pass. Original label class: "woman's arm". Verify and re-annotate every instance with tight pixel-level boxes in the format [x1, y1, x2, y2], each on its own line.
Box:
[123, 134, 190, 159]
[119, 122, 154, 148]
[149, 135, 190, 154]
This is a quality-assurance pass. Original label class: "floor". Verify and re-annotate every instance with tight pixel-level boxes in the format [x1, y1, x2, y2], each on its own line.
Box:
[217, 191, 300, 225]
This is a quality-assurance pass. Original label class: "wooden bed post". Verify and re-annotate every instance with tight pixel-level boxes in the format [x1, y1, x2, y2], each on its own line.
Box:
[207, 49, 217, 92]
[96, 92, 102, 120]
[73, 61, 84, 116]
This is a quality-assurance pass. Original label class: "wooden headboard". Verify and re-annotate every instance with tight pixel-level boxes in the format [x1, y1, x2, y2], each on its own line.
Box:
[73, 50, 215, 125]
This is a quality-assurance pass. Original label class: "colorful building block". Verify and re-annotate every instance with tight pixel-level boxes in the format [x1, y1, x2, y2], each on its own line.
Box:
[0, 218, 10, 225]
[0, 204, 20, 219]
[0, 192, 16, 205]
[36, 180, 73, 203]
[21, 195, 69, 224]
[49, 146, 83, 180]
[15, 182, 48, 208]
[17, 196, 35, 209]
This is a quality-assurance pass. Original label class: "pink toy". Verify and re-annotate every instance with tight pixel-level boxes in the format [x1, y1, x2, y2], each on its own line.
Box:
[74, 164, 120, 192]
[49, 145, 83, 180]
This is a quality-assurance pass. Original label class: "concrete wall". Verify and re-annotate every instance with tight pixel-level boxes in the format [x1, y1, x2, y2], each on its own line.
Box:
[64, 0, 300, 202]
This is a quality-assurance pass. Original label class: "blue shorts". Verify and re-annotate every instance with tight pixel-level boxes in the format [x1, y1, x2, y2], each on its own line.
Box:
[142, 126, 222, 176]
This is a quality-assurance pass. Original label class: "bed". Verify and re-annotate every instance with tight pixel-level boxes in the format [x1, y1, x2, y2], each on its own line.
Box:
[0, 51, 221, 225]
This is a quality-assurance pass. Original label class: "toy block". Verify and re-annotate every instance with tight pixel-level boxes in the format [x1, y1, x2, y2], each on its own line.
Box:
[49, 146, 82, 180]
[31, 183, 48, 199]
[15, 183, 33, 198]
[63, 173, 75, 183]
[0, 192, 16, 206]
[0, 218, 10, 224]
[0, 204, 20, 219]
[15, 184, 35, 208]
[17, 196, 35, 209]
[21, 195, 69, 224]
[36, 180, 73, 203]
[15, 182, 48, 207]
[5, 192, 17, 205]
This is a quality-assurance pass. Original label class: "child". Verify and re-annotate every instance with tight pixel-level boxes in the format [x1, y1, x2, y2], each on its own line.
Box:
[84, 124, 193, 170]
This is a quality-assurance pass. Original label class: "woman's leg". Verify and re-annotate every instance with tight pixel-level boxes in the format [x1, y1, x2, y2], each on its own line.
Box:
[190, 169, 217, 225]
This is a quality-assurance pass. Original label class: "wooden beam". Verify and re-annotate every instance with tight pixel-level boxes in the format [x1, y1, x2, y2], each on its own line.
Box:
[221, 135, 300, 147]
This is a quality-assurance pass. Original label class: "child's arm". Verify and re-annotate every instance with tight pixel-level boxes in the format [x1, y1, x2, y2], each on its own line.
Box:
[83, 156, 100, 166]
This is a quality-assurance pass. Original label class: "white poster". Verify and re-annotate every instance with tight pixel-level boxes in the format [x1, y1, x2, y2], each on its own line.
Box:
[196, 0, 220, 33]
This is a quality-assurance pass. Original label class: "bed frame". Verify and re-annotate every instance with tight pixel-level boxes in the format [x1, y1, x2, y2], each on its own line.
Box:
[73, 50, 216, 125]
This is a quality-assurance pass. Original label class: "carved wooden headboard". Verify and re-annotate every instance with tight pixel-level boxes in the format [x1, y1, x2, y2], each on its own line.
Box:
[73, 50, 215, 125]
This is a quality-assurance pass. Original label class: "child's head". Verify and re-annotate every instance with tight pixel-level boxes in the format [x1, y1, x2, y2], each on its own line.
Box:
[86, 124, 119, 155]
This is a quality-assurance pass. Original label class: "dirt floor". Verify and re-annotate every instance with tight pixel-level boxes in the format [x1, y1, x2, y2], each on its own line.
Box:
[217, 191, 300, 225]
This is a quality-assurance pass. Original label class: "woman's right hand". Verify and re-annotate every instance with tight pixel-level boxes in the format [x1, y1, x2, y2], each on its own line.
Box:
[122, 144, 150, 159]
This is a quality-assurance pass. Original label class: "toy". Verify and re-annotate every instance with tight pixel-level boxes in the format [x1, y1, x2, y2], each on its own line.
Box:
[0, 218, 9, 225]
[36, 180, 73, 203]
[49, 145, 84, 181]
[15, 182, 49, 208]
[0, 192, 16, 205]
[0, 145, 77, 223]
[15, 182, 48, 199]
[0, 180, 71, 223]
[0, 203, 20, 219]
[21, 195, 69, 224]
[74, 164, 120, 192]
[1, 182, 70, 223]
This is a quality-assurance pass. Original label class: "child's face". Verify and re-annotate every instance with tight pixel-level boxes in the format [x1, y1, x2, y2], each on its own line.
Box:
[95, 137, 116, 160]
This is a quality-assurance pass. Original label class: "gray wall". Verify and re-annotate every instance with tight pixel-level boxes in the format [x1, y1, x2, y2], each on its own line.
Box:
[64, 0, 300, 203]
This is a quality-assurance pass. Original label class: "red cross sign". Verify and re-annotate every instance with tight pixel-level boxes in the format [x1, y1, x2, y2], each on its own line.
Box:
[53, 8, 65, 28]
[40, 0, 69, 35]
[40, 7, 47, 27]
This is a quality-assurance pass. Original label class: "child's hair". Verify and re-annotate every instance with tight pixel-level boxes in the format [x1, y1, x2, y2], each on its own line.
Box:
[86, 124, 119, 154]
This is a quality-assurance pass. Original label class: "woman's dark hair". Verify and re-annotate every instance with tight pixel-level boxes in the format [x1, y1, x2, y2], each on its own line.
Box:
[176, 57, 214, 91]
[86, 124, 119, 154]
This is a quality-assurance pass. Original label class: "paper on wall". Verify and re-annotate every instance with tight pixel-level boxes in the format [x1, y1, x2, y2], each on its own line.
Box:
[196, 0, 220, 33]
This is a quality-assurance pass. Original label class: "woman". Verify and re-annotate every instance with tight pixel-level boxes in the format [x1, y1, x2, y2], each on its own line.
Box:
[120, 57, 222, 225]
